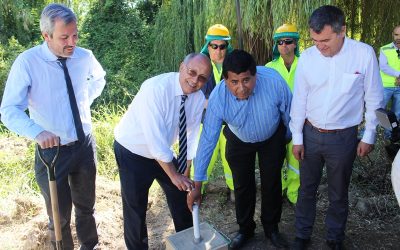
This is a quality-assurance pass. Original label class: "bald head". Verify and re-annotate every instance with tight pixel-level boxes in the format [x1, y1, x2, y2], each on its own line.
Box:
[179, 53, 212, 95]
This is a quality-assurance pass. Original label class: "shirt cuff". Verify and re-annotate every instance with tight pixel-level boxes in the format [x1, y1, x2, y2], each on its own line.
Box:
[361, 129, 376, 145]
[193, 173, 208, 182]
[26, 125, 45, 141]
[155, 152, 174, 163]
[292, 132, 304, 145]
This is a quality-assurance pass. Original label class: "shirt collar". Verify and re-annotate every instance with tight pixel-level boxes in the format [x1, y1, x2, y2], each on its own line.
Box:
[40, 41, 78, 62]
[175, 73, 185, 97]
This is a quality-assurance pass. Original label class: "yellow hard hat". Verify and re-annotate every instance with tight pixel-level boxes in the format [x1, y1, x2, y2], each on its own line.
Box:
[205, 24, 231, 40]
[272, 23, 300, 59]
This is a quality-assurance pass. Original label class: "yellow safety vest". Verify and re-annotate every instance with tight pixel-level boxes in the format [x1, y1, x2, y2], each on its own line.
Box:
[380, 43, 400, 88]
[211, 61, 223, 84]
[265, 56, 298, 91]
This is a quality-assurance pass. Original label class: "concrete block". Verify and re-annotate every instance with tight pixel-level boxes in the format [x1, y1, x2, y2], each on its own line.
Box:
[166, 222, 229, 250]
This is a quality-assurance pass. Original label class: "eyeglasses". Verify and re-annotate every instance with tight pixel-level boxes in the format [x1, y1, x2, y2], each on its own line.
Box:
[277, 39, 295, 46]
[208, 43, 227, 50]
[185, 64, 209, 83]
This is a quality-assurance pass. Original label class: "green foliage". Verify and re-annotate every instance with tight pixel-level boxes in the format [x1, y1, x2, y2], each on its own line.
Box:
[152, 0, 195, 72]
[92, 105, 126, 179]
[336, 0, 398, 52]
[136, 0, 162, 25]
[0, 37, 27, 103]
[80, 0, 154, 106]
[0, 132, 37, 197]
[0, 0, 42, 46]
[153, 0, 332, 66]
[0, 105, 125, 197]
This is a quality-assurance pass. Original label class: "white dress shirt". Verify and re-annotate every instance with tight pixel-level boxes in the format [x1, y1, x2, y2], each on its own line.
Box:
[114, 72, 205, 163]
[0, 42, 106, 145]
[379, 42, 400, 77]
[290, 37, 384, 145]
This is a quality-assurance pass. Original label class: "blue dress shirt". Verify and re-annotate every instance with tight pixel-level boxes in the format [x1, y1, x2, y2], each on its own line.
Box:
[193, 66, 292, 181]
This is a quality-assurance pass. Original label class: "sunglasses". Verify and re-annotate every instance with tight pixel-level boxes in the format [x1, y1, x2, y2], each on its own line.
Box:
[209, 43, 227, 50]
[277, 39, 295, 46]
[185, 64, 209, 83]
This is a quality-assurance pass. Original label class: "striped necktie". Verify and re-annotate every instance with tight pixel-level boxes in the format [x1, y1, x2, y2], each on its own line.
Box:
[177, 95, 188, 174]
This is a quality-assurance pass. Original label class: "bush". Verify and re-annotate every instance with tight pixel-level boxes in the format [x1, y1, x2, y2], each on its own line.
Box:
[80, 0, 155, 107]
[0, 37, 27, 103]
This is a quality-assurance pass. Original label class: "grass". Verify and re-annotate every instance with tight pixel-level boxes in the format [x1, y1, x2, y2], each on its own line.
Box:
[0, 105, 127, 198]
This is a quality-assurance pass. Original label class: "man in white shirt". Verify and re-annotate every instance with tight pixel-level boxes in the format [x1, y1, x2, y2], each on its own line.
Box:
[114, 53, 211, 250]
[0, 3, 106, 250]
[289, 5, 383, 250]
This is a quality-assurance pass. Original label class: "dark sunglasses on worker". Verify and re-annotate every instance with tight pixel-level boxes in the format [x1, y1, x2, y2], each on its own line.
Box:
[209, 43, 227, 50]
[277, 39, 294, 46]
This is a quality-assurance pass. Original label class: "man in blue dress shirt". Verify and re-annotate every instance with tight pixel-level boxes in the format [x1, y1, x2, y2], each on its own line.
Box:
[187, 49, 292, 249]
[0, 3, 105, 249]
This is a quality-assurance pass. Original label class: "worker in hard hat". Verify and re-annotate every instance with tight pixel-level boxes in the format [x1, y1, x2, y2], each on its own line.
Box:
[191, 24, 235, 201]
[266, 23, 300, 204]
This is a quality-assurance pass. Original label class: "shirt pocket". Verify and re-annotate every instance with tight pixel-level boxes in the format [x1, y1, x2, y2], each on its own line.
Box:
[341, 73, 364, 94]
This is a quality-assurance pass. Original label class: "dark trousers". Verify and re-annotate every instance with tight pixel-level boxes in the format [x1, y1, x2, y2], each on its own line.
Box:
[114, 141, 192, 250]
[295, 123, 358, 241]
[224, 123, 286, 236]
[35, 134, 98, 250]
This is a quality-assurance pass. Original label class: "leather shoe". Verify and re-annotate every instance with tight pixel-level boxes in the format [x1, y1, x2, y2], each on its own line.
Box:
[326, 240, 344, 250]
[229, 232, 253, 249]
[291, 237, 310, 250]
[266, 231, 289, 248]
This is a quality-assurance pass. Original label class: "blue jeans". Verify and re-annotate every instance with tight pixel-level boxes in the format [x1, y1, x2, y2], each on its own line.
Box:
[35, 134, 98, 250]
[383, 87, 400, 138]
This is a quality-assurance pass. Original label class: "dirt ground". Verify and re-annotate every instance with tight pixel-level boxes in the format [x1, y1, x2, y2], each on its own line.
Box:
[1, 172, 399, 250]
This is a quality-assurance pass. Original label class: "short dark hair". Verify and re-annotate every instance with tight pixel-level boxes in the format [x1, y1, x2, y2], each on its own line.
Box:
[222, 49, 256, 79]
[309, 5, 345, 34]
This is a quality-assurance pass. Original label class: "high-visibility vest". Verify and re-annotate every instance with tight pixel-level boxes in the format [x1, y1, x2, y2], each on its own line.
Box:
[211, 61, 223, 85]
[380, 43, 400, 88]
[265, 56, 298, 91]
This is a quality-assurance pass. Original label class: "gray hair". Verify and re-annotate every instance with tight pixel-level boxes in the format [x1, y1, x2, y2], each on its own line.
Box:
[309, 5, 345, 34]
[40, 3, 76, 37]
[183, 53, 211, 67]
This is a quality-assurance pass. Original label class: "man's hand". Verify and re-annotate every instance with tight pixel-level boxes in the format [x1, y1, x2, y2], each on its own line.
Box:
[35, 131, 59, 149]
[396, 76, 400, 86]
[357, 141, 374, 157]
[156, 159, 194, 191]
[170, 172, 194, 191]
[187, 181, 202, 211]
[292, 144, 304, 161]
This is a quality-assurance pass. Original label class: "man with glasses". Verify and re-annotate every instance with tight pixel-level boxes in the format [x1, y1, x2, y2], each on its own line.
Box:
[188, 50, 292, 249]
[379, 25, 400, 139]
[290, 6, 383, 250]
[192, 24, 235, 201]
[114, 53, 211, 249]
[266, 23, 301, 205]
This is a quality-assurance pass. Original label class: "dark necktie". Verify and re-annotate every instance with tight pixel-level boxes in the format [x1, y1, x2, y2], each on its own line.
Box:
[177, 95, 188, 174]
[58, 58, 85, 142]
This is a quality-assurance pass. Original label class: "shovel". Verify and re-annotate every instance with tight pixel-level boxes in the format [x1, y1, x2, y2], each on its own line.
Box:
[37, 141, 63, 250]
